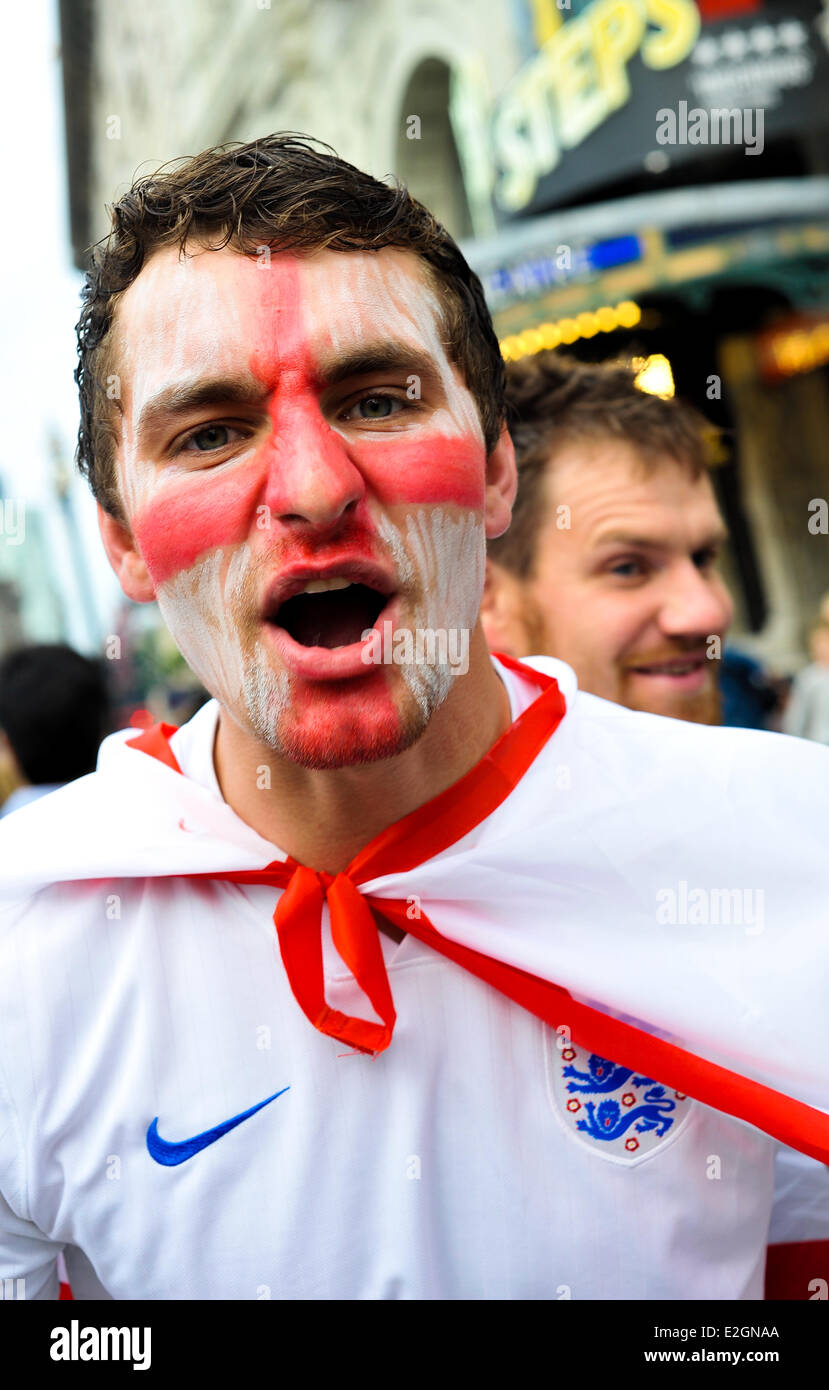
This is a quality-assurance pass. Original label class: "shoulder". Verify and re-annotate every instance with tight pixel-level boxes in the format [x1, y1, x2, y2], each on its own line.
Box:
[544, 682, 829, 841]
[0, 757, 153, 916]
[0, 771, 110, 885]
[574, 686, 824, 774]
[503, 654, 829, 810]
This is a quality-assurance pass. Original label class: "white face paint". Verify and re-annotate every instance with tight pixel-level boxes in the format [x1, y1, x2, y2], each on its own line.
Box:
[296, 253, 484, 444]
[155, 504, 484, 754]
[155, 545, 252, 710]
[375, 507, 485, 717]
[116, 250, 251, 519]
[112, 243, 500, 768]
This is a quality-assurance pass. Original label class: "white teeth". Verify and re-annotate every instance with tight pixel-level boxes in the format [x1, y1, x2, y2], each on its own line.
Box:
[300, 578, 354, 595]
[639, 662, 698, 675]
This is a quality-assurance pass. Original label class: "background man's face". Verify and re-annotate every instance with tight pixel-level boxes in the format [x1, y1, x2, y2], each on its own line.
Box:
[485, 439, 734, 724]
[108, 243, 510, 767]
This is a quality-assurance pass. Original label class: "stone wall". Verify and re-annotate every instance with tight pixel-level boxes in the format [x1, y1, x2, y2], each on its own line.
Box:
[84, 0, 521, 245]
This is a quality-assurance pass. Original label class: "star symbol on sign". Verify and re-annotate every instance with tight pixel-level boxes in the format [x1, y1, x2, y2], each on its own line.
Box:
[692, 36, 720, 66]
[750, 25, 777, 55]
[721, 29, 749, 61]
[778, 21, 807, 48]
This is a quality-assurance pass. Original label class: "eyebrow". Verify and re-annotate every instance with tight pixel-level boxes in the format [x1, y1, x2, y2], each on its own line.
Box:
[134, 345, 444, 446]
[591, 527, 729, 550]
[135, 375, 267, 446]
[312, 343, 444, 392]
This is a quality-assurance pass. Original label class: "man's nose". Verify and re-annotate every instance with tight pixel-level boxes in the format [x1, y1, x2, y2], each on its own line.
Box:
[658, 561, 733, 639]
[261, 398, 365, 527]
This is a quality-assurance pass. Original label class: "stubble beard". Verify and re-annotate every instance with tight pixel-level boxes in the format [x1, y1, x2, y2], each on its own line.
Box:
[160, 506, 485, 769]
[239, 639, 435, 770]
[622, 674, 723, 726]
[528, 602, 723, 726]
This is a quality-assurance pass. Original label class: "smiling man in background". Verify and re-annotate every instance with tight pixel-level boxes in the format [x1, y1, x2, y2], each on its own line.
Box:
[0, 136, 827, 1302]
[482, 353, 731, 725]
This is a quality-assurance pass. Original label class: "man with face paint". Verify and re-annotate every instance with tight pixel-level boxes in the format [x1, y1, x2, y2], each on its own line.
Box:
[0, 136, 828, 1303]
[102, 239, 512, 866]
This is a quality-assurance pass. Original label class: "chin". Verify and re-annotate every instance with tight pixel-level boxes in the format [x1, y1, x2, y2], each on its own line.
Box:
[630, 687, 722, 727]
[273, 716, 424, 770]
[240, 661, 433, 769]
[674, 693, 722, 727]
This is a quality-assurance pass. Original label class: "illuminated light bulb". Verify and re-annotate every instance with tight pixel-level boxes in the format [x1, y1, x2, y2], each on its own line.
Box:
[558, 317, 579, 344]
[634, 354, 675, 398]
[540, 323, 561, 349]
[595, 306, 617, 332]
[615, 300, 642, 328]
[577, 312, 599, 338]
[812, 324, 829, 363]
[788, 333, 813, 372]
[524, 328, 545, 353]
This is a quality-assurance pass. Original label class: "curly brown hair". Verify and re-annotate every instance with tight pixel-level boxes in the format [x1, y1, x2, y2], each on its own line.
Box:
[489, 352, 716, 579]
[75, 133, 506, 520]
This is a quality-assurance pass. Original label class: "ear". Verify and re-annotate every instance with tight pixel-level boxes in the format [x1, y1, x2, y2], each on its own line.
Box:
[484, 424, 517, 540]
[480, 557, 528, 659]
[97, 503, 157, 603]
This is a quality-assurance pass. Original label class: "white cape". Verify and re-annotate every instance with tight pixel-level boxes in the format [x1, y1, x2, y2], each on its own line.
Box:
[1, 655, 827, 1116]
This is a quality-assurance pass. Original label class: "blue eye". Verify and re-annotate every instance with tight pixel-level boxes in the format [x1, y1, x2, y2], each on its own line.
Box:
[357, 395, 401, 419]
[610, 560, 645, 578]
[177, 423, 250, 456]
[187, 425, 231, 451]
[342, 393, 408, 422]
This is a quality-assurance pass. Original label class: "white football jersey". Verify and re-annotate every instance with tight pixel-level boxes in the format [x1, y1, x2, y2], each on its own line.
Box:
[0, 656, 826, 1299]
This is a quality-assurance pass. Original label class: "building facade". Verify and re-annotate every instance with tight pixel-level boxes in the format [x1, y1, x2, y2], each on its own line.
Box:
[60, 0, 829, 670]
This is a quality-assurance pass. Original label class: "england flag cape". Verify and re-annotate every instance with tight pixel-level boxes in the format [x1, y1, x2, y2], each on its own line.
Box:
[1, 654, 828, 1164]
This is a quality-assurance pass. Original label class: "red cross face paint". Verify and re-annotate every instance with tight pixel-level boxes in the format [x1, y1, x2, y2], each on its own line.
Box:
[115, 243, 493, 767]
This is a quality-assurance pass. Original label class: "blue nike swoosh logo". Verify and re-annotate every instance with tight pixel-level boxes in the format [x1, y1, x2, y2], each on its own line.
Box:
[147, 1086, 290, 1166]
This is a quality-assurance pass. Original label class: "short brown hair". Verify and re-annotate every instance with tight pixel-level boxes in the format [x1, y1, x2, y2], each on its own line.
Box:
[75, 133, 506, 519]
[489, 352, 715, 578]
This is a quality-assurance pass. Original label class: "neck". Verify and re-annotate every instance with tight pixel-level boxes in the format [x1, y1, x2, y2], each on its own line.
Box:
[213, 630, 513, 872]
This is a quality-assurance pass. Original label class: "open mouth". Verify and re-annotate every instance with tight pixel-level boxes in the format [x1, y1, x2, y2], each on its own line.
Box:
[268, 579, 389, 649]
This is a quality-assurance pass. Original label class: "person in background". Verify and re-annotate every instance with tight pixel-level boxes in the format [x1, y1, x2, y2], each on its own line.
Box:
[0, 644, 112, 818]
[481, 350, 829, 1301]
[0, 643, 111, 1300]
[719, 646, 782, 731]
[782, 620, 829, 746]
[482, 353, 732, 725]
